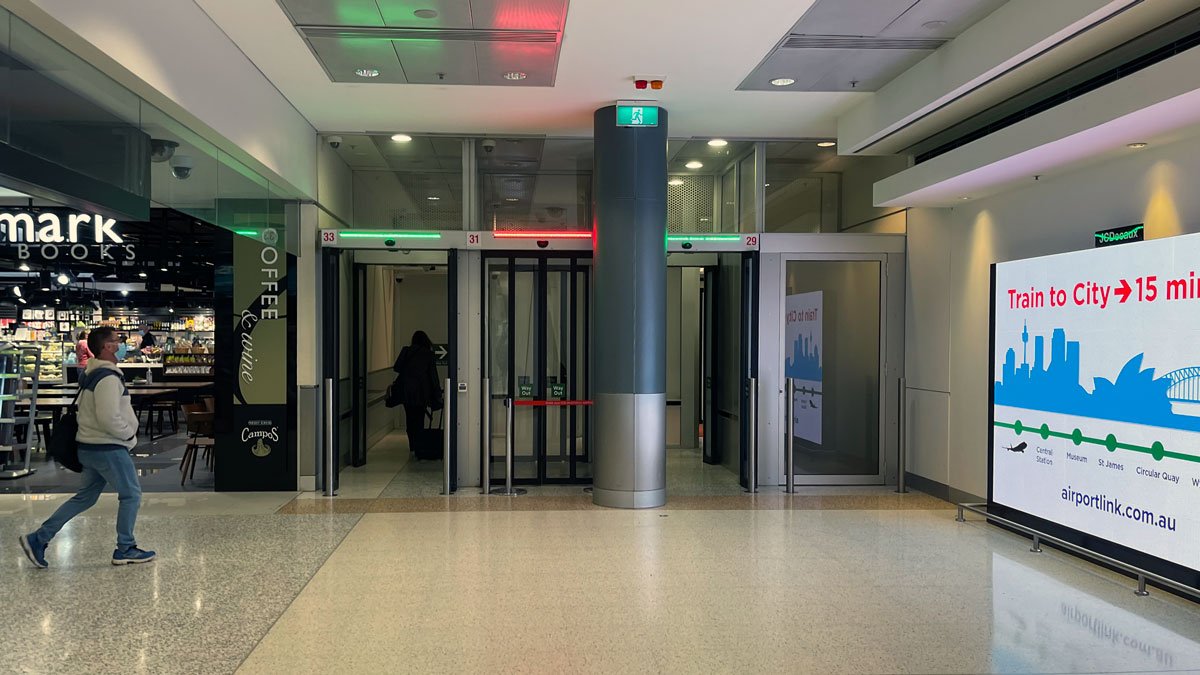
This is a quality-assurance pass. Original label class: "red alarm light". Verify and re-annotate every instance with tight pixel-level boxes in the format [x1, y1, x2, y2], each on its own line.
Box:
[634, 79, 648, 90]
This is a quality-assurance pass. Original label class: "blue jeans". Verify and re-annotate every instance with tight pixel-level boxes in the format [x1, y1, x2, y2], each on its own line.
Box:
[33, 445, 142, 552]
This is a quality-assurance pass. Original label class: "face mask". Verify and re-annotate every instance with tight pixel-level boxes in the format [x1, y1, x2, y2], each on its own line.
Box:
[116, 344, 128, 360]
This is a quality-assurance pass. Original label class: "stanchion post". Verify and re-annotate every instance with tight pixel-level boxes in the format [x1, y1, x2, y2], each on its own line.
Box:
[897, 377, 908, 494]
[785, 378, 794, 494]
[323, 377, 336, 497]
[746, 378, 757, 494]
[442, 377, 452, 495]
[480, 378, 491, 495]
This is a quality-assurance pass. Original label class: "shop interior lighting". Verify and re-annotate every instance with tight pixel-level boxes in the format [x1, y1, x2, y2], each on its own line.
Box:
[426, 196, 441, 201]
[707, 139, 728, 147]
[339, 231, 442, 239]
[390, 134, 412, 143]
[55, 273, 70, 285]
[668, 178, 685, 186]
[769, 77, 795, 87]
[492, 230, 592, 239]
[159, 267, 168, 272]
[11, 286, 21, 298]
[17, 297, 26, 304]
[17, 263, 29, 272]
[138, 272, 148, 278]
[817, 141, 836, 148]
[38, 272, 50, 291]
[685, 161, 703, 169]
[667, 234, 742, 242]
[121, 290, 129, 297]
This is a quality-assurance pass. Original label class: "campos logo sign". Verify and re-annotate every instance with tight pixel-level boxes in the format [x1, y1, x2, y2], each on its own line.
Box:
[0, 211, 135, 261]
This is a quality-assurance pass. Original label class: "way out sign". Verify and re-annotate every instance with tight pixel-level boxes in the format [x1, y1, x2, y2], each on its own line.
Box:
[616, 103, 659, 128]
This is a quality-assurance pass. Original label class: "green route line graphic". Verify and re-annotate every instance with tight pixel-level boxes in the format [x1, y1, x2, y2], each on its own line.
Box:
[994, 420, 1200, 464]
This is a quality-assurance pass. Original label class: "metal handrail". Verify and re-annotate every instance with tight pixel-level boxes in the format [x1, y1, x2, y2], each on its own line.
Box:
[956, 502, 1200, 600]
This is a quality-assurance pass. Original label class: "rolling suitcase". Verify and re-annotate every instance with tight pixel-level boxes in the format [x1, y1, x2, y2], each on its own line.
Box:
[413, 408, 444, 460]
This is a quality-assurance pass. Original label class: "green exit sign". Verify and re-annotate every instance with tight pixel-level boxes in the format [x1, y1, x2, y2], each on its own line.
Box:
[616, 104, 659, 127]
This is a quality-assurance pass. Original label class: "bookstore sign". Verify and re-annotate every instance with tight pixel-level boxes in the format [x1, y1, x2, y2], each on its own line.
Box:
[0, 210, 136, 261]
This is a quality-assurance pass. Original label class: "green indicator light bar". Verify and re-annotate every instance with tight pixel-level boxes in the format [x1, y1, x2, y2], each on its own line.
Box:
[667, 235, 742, 242]
[233, 229, 258, 236]
[339, 232, 443, 239]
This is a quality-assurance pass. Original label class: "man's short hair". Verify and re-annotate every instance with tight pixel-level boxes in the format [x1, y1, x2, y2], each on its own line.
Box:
[87, 326, 117, 356]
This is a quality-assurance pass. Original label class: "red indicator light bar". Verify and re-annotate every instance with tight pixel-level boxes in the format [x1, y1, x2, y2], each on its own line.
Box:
[513, 400, 594, 407]
[492, 231, 592, 240]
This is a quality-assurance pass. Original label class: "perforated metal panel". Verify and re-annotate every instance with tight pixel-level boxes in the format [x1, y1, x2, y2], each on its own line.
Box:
[667, 175, 715, 233]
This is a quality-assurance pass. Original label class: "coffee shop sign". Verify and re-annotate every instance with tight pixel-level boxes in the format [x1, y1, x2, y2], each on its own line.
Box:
[0, 211, 135, 261]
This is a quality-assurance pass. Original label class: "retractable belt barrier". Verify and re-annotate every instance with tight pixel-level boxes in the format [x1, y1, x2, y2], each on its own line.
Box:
[490, 398, 593, 496]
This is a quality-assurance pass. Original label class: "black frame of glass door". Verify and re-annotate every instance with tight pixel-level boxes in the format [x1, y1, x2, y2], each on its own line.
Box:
[482, 251, 591, 486]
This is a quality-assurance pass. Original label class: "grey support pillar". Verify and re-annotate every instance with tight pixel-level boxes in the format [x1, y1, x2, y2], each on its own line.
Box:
[591, 105, 667, 509]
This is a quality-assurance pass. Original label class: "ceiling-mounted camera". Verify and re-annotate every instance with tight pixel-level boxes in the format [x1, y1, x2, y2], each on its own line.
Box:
[149, 139, 179, 163]
[481, 139, 497, 153]
[170, 155, 194, 180]
[536, 240, 549, 249]
[384, 238, 396, 248]
[327, 135, 343, 149]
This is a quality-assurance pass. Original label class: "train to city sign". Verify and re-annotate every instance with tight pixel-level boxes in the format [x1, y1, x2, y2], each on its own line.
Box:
[991, 231, 1200, 588]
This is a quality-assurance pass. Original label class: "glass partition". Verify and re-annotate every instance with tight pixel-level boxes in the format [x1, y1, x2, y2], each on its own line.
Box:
[478, 137, 591, 232]
[347, 135, 464, 230]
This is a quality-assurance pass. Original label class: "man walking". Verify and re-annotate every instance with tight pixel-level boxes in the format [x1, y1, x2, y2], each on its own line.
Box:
[19, 326, 155, 568]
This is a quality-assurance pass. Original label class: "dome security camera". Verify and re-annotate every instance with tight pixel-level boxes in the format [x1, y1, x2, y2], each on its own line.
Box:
[170, 155, 194, 180]
[481, 139, 497, 153]
[327, 135, 343, 149]
[149, 139, 179, 163]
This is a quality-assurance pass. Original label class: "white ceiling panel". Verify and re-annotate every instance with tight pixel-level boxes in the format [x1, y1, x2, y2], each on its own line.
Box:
[879, 0, 1008, 39]
[788, 0, 915, 36]
[377, 0, 473, 28]
[278, 0, 385, 26]
[468, 0, 569, 31]
[476, 40, 559, 86]
[306, 37, 408, 83]
[392, 40, 480, 85]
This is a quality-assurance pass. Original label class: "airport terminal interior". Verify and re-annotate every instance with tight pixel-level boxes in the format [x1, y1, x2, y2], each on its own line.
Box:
[2, 0, 1200, 673]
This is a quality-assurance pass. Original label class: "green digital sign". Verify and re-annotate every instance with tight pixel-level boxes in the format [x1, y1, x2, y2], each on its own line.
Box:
[616, 104, 659, 128]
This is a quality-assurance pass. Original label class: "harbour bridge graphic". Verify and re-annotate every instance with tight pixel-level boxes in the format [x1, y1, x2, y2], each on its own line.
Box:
[1166, 367, 1200, 403]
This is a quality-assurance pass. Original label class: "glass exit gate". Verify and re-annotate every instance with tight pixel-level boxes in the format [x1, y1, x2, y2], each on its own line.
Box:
[484, 254, 592, 485]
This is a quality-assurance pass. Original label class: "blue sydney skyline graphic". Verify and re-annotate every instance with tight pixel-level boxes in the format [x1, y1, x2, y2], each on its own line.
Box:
[785, 333, 822, 382]
[994, 322, 1200, 431]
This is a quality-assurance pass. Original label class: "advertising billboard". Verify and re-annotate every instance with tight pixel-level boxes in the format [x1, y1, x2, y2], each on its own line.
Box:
[991, 232, 1200, 589]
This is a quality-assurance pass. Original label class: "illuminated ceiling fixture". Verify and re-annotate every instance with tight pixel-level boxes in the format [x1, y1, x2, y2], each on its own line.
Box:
[769, 77, 795, 87]
[504, 197, 519, 202]
[413, 8, 438, 19]
[121, 290, 129, 297]
[17, 297, 26, 304]
[354, 68, 380, 78]
[11, 286, 21, 298]
[427, 196, 441, 201]
[817, 141, 836, 148]
[503, 71, 527, 81]
[56, 273, 70, 285]
[1127, 142, 1148, 149]
[159, 267, 168, 272]
[685, 161, 703, 169]
[960, 196, 970, 201]
[138, 272, 148, 278]
[668, 178, 684, 186]
[707, 139, 728, 147]
[18, 263, 30, 271]
[391, 134, 412, 143]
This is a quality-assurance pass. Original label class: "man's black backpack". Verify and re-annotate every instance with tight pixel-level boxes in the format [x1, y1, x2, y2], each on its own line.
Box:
[46, 369, 120, 473]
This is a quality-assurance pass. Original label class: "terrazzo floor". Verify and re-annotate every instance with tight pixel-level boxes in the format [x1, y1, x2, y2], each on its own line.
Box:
[4, 436, 1200, 674]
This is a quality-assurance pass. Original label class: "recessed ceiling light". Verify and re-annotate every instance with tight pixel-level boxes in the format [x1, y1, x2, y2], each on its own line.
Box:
[1127, 142, 1148, 149]
[56, 273, 70, 285]
[668, 178, 685, 186]
[159, 267, 168, 272]
[355, 68, 380, 78]
[427, 196, 441, 201]
[504, 197, 519, 202]
[769, 78, 795, 87]
[11, 286, 21, 297]
[18, 263, 29, 271]
[685, 161, 703, 169]
[391, 134, 413, 143]
[817, 141, 836, 148]
[138, 272, 147, 278]
[960, 196, 970, 201]
[121, 290, 129, 296]
[503, 71, 527, 81]
[413, 8, 439, 19]
[707, 139, 728, 147]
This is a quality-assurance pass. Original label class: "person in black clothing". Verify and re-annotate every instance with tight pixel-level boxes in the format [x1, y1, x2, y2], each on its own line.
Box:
[391, 331, 443, 455]
[139, 325, 156, 351]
